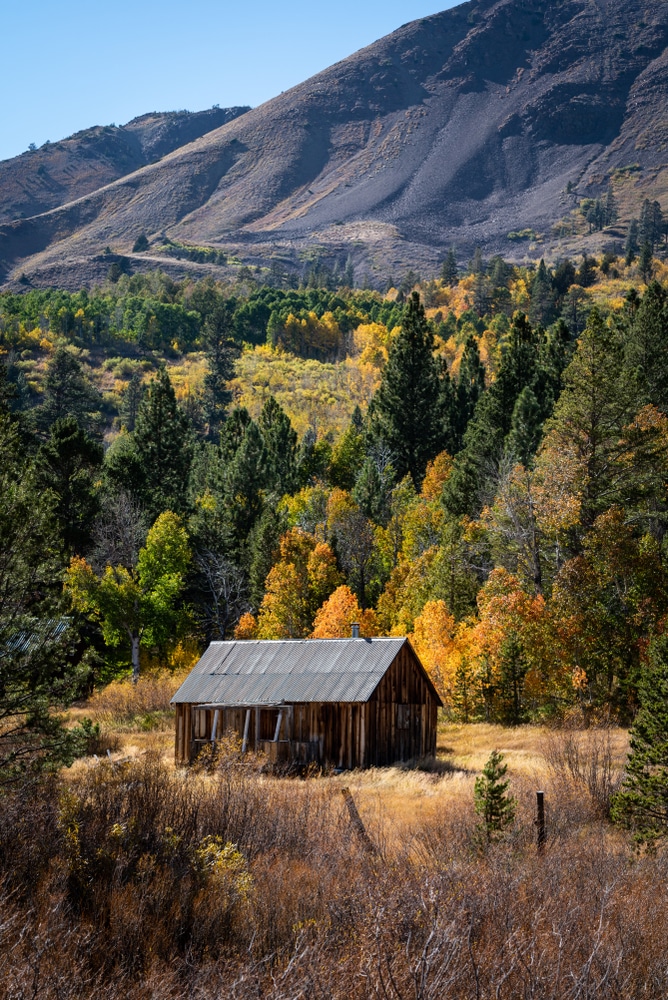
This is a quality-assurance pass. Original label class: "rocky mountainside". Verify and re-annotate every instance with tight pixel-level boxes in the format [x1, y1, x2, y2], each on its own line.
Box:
[2, 0, 668, 289]
[0, 107, 250, 225]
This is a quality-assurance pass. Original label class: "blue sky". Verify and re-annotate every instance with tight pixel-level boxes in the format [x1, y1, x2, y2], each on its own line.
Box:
[1, 0, 462, 162]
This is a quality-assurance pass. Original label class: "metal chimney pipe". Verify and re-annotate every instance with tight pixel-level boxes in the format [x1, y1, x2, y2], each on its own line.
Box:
[351, 623, 360, 638]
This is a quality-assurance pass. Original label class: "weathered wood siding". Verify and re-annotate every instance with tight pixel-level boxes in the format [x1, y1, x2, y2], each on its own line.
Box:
[174, 643, 439, 768]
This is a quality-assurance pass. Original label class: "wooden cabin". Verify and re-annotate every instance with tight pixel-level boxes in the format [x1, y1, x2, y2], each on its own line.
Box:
[171, 636, 442, 769]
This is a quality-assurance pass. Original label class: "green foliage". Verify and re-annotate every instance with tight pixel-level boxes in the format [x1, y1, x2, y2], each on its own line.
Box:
[474, 749, 516, 842]
[0, 415, 88, 784]
[133, 367, 194, 521]
[132, 234, 150, 253]
[37, 347, 102, 434]
[258, 395, 298, 496]
[65, 511, 191, 682]
[612, 636, 668, 845]
[368, 292, 446, 487]
[34, 417, 103, 555]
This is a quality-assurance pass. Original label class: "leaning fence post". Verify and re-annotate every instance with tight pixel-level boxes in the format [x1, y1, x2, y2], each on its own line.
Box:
[536, 790, 546, 853]
[341, 787, 378, 857]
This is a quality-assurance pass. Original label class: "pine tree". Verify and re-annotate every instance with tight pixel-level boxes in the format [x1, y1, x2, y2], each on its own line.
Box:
[440, 248, 458, 286]
[474, 749, 516, 843]
[454, 335, 486, 451]
[605, 187, 618, 227]
[538, 309, 632, 531]
[258, 396, 297, 496]
[202, 301, 237, 439]
[443, 313, 541, 518]
[368, 292, 445, 487]
[453, 657, 477, 722]
[295, 427, 331, 487]
[625, 219, 640, 265]
[37, 347, 102, 434]
[133, 367, 194, 521]
[529, 259, 555, 327]
[626, 281, 668, 412]
[353, 457, 394, 525]
[640, 199, 663, 251]
[470, 247, 485, 275]
[639, 242, 654, 285]
[222, 421, 268, 563]
[247, 505, 286, 611]
[0, 415, 88, 783]
[35, 417, 103, 556]
[120, 370, 144, 432]
[505, 386, 543, 466]
[612, 635, 668, 845]
[498, 632, 528, 725]
[219, 407, 252, 465]
[576, 254, 597, 288]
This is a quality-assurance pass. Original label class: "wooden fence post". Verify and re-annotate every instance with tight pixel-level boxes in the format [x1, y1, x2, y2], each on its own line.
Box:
[341, 787, 378, 857]
[536, 790, 546, 853]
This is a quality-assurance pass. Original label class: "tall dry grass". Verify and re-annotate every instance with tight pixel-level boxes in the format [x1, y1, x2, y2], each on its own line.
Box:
[81, 668, 190, 730]
[0, 728, 663, 999]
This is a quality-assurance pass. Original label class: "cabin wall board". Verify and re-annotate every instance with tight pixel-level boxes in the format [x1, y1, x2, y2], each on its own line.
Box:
[174, 643, 440, 767]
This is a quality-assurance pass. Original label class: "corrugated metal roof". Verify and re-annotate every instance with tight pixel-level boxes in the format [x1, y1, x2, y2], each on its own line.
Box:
[2, 617, 71, 657]
[171, 638, 410, 706]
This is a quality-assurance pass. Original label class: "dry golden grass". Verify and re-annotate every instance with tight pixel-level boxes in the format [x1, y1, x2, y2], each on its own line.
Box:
[80, 668, 190, 725]
[0, 717, 653, 999]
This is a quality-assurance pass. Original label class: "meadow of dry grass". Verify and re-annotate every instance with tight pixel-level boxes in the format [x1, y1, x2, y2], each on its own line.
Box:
[5, 678, 652, 999]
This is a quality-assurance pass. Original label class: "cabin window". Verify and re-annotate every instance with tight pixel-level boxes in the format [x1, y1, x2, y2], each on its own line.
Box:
[396, 704, 410, 729]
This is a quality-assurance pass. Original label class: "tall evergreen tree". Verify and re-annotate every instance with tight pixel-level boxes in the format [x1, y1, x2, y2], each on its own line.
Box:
[368, 292, 445, 487]
[353, 456, 395, 525]
[258, 396, 298, 496]
[133, 367, 194, 521]
[443, 313, 541, 518]
[576, 254, 597, 288]
[440, 248, 458, 286]
[529, 259, 554, 327]
[626, 281, 668, 412]
[640, 198, 664, 251]
[219, 407, 252, 465]
[639, 242, 654, 284]
[540, 309, 632, 531]
[35, 417, 103, 556]
[605, 186, 618, 227]
[222, 421, 268, 564]
[0, 415, 87, 783]
[120, 370, 144, 432]
[37, 347, 102, 434]
[247, 504, 287, 611]
[505, 386, 543, 466]
[625, 219, 640, 265]
[612, 635, 668, 845]
[202, 301, 237, 439]
[454, 335, 486, 451]
[330, 414, 366, 490]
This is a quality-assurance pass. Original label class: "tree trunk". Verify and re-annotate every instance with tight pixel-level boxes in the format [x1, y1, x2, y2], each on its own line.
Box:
[131, 634, 141, 684]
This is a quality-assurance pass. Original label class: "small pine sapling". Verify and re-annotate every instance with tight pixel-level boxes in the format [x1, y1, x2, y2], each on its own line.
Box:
[474, 749, 516, 844]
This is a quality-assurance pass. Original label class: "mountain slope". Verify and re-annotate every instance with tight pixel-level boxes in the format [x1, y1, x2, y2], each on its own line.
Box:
[0, 107, 250, 225]
[2, 0, 668, 288]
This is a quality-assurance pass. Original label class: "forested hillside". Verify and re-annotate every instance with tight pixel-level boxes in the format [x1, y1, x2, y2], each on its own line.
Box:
[3, 244, 668, 782]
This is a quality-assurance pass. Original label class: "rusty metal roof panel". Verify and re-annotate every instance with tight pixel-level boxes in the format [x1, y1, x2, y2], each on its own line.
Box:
[171, 638, 408, 705]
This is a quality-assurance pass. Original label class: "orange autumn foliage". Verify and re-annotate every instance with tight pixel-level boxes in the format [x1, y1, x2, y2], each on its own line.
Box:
[234, 612, 258, 640]
[410, 600, 457, 701]
[255, 528, 342, 639]
[311, 585, 379, 638]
